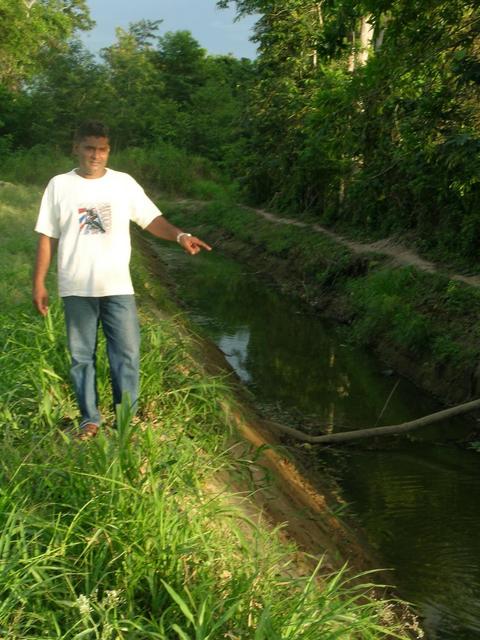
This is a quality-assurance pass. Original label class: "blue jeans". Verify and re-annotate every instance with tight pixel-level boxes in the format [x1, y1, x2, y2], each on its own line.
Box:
[63, 295, 140, 427]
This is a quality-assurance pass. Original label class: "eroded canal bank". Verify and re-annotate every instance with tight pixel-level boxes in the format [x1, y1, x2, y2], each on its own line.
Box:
[140, 215, 480, 640]
[162, 198, 480, 408]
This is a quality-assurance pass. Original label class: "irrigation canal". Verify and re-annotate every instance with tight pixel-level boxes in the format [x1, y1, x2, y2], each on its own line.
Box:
[151, 241, 480, 640]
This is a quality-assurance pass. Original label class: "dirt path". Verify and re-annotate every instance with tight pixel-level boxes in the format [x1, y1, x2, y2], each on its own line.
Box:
[252, 207, 480, 287]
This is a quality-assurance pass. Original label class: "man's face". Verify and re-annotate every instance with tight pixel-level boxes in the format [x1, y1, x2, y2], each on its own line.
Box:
[74, 136, 110, 179]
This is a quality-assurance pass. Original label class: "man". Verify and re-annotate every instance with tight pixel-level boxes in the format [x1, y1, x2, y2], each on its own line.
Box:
[33, 121, 211, 439]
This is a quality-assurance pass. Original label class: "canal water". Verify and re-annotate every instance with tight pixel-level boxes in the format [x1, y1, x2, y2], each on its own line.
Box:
[152, 242, 480, 640]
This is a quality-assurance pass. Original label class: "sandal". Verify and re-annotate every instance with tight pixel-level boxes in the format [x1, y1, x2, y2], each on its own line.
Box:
[75, 423, 99, 441]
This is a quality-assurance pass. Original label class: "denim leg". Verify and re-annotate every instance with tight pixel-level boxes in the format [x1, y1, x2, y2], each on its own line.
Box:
[63, 296, 101, 427]
[99, 295, 140, 415]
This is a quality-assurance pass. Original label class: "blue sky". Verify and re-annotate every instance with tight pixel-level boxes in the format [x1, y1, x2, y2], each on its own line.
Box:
[81, 0, 259, 59]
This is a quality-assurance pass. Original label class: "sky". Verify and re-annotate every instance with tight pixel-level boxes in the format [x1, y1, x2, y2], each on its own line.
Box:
[81, 0, 259, 59]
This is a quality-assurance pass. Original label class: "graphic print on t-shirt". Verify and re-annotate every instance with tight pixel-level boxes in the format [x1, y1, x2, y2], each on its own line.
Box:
[78, 203, 112, 235]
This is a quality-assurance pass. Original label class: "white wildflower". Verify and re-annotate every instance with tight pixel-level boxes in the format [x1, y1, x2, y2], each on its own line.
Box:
[76, 594, 92, 617]
[102, 589, 124, 609]
[100, 621, 114, 640]
[379, 603, 396, 624]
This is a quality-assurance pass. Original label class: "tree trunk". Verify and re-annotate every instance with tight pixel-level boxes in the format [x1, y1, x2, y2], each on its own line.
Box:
[266, 398, 480, 445]
[358, 15, 374, 66]
[347, 30, 356, 72]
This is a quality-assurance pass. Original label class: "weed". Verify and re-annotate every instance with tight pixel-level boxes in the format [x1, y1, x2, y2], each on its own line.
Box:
[0, 145, 72, 186]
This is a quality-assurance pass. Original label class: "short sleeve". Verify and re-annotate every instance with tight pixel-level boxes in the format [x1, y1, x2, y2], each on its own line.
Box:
[128, 178, 162, 229]
[35, 179, 60, 239]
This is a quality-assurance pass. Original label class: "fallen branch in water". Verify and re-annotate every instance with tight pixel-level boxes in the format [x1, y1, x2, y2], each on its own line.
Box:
[266, 398, 480, 445]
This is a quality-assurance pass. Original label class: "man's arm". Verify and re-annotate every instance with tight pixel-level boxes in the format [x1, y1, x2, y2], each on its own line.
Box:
[145, 216, 211, 255]
[33, 234, 58, 316]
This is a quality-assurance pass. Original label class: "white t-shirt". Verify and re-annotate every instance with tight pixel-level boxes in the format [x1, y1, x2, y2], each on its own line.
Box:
[35, 168, 161, 297]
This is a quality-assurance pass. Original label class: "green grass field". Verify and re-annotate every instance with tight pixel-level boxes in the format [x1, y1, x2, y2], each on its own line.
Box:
[0, 182, 412, 639]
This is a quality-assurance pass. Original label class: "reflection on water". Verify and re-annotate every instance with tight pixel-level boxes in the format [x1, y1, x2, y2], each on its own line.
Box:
[217, 328, 252, 383]
[154, 242, 480, 640]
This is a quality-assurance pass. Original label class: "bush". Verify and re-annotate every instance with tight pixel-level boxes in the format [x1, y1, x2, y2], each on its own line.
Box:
[0, 143, 227, 200]
[111, 144, 220, 196]
[0, 145, 72, 186]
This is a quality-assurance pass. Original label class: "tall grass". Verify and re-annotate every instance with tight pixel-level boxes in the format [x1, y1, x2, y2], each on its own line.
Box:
[0, 145, 72, 186]
[111, 144, 223, 198]
[0, 183, 414, 638]
[0, 143, 232, 200]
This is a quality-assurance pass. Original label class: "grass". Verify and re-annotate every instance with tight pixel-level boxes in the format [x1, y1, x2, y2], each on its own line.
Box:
[345, 266, 480, 367]
[0, 144, 234, 202]
[0, 182, 414, 638]
[163, 198, 362, 287]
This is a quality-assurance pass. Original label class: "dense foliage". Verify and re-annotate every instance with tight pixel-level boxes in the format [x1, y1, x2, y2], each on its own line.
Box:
[0, 0, 92, 89]
[225, 0, 480, 264]
[1, 1, 480, 265]
[0, 11, 253, 170]
[220, 0, 480, 267]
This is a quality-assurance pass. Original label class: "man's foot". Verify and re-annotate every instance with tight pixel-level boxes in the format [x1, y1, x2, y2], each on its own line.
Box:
[75, 423, 99, 441]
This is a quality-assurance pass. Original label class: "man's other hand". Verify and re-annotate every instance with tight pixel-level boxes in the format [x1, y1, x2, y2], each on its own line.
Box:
[33, 284, 50, 316]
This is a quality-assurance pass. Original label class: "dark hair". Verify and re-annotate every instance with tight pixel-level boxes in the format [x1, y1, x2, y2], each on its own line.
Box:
[74, 121, 110, 142]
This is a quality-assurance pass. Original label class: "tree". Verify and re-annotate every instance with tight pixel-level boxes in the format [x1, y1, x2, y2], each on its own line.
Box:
[186, 55, 254, 161]
[23, 39, 106, 148]
[101, 21, 169, 148]
[218, 0, 480, 270]
[0, 0, 92, 89]
[155, 31, 208, 104]
[217, 1, 330, 205]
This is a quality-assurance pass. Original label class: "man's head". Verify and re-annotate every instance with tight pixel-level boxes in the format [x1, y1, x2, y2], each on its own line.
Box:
[73, 121, 110, 179]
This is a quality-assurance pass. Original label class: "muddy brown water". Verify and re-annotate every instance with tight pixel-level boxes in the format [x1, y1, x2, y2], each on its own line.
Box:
[151, 242, 480, 640]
